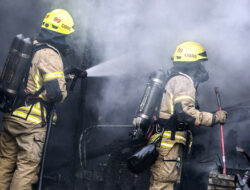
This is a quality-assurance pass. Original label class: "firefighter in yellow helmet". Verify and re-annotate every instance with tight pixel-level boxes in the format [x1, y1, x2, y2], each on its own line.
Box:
[149, 42, 227, 190]
[0, 9, 74, 190]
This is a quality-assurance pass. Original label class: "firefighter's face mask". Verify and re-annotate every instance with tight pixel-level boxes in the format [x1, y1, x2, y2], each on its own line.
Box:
[196, 63, 209, 83]
[61, 35, 76, 57]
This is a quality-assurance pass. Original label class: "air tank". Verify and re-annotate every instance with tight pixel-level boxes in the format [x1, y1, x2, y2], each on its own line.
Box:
[135, 70, 166, 130]
[0, 34, 33, 112]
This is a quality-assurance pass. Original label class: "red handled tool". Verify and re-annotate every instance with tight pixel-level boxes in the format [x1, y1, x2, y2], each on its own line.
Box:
[214, 87, 226, 174]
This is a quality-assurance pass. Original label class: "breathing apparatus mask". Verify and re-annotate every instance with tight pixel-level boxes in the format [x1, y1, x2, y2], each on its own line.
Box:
[36, 29, 73, 57]
[194, 62, 209, 83]
[170, 61, 209, 88]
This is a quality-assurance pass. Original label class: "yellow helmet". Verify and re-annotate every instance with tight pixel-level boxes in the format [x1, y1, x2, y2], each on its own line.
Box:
[172, 41, 208, 63]
[41, 9, 75, 35]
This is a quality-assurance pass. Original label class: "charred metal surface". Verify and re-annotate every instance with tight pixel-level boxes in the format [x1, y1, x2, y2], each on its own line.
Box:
[208, 168, 250, 190]
[208, 170, 235, 190]
[75, 125, 150, 190]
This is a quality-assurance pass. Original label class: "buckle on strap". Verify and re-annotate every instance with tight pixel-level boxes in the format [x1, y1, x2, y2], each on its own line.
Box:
[171, 129, 176, 140]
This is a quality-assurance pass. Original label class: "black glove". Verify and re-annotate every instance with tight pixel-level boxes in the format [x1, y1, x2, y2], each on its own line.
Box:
[64, 66, 87, 79]
[64, 66, 87, 91]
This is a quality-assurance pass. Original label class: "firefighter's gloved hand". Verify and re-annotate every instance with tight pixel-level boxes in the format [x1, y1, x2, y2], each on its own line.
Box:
[129, 128, 144, 141]
[133, 117, 143, 128]
[214, 110, 227, 124]
[72, 68, 87, 79]
[131, 117, 144, 140]
[64, 66, 87, 79]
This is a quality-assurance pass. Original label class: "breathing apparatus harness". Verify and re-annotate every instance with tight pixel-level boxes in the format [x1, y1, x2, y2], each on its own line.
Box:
[0, 34, 60, 125]
[133, 70, 196, 140]
[16, 42, 58, 126]
[128, 70, 198, 174]
[155, 71, 197, 141]
[131, 70, 192, 140]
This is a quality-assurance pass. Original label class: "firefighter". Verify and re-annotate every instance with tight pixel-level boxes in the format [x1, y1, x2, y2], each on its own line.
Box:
[148, 42, 227, 190]
[0, 9, 74, 190]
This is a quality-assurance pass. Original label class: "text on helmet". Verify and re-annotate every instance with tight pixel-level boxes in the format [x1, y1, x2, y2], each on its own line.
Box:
[177, 48, 183, 53]
[184, 53, 197, 58]
[54, 17, 61, 23]
[61, 24, 71, 31]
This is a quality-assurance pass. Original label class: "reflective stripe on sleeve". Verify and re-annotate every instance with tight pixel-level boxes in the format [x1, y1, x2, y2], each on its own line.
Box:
[174, 95, 195, 104]
[34, 69, 45, 99]
[43, 72, 65, 82]
[34, 69, 41, 91]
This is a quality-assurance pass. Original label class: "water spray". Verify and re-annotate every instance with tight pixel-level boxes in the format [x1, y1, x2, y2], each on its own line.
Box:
[86, 53, 135, 77]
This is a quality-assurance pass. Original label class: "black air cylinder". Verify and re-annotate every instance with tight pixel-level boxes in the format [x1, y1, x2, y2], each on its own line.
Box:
[0, 34, 24, 95]
[0, 34, 33, 112]
[6, 37, 33, 94]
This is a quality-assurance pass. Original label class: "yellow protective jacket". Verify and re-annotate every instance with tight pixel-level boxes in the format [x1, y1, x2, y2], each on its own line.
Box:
[151, 72, 213, 149]
[4, 41, 67, 125]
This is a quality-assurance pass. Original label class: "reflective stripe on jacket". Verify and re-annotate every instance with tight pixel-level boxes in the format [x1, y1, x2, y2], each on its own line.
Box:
[149, 131, 189, 149]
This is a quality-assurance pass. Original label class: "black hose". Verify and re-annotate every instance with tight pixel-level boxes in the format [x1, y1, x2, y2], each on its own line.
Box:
[38, 105, 55, 190]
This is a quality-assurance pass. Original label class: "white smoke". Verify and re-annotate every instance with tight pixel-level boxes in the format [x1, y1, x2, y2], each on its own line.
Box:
[47, 0, 250, 168]
[46, 0, 250, 108]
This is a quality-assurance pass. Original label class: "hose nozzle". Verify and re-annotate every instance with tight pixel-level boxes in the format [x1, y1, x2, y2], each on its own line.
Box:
[79, 70, 87, 79]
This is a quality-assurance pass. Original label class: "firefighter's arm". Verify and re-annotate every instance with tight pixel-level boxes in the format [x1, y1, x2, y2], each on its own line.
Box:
[172, 76, 214, 127]
[37, 48, 67, 103]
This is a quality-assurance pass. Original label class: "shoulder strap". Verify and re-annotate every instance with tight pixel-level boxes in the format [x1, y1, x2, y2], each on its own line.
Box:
[24, 43, 58, 89]
[165, 72, 194, 87]
[33, 43, 59, 55]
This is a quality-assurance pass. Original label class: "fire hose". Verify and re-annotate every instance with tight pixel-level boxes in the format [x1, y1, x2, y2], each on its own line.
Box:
[38, 104, 55, 190]
[214, 87, 227, 175]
